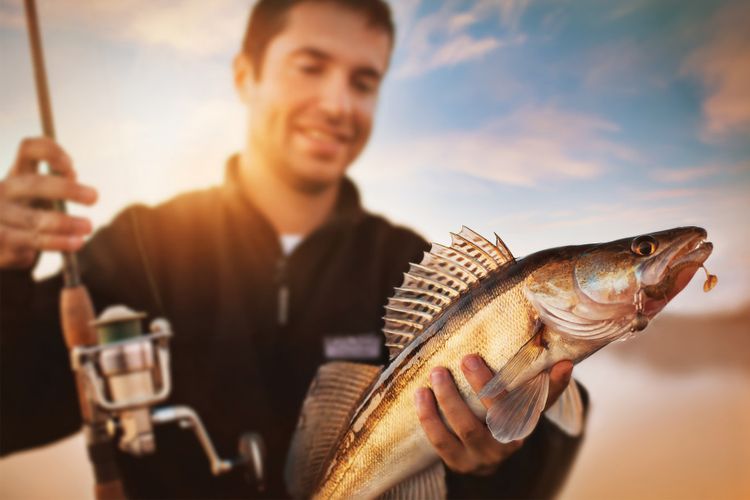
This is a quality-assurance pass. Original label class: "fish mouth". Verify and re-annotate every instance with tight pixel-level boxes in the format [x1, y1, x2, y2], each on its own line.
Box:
[641, 228, 712, 315]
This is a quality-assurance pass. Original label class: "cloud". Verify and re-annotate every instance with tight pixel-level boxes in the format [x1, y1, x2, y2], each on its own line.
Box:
[430, 35, 502, 68]
[682, 1, 750, 139]
[606, 0, 650, 21]
[394, 1, 529, 78]
[5, 0, 250, 58]
[650, 166, 720, 184]
[649, 162, 750, 184]
[390, 0, 422, 40]
[583, 39, 670, 92]
[118, 1, 248, 57]
[363, 106, 634, 187]
[635, 188, 702, 201]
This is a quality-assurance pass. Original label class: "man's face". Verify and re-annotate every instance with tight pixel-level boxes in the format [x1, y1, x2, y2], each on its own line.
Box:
[237, 2, 392, 193]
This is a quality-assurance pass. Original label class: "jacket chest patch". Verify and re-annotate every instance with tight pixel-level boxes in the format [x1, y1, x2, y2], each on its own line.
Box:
[323, 333, 382, 361]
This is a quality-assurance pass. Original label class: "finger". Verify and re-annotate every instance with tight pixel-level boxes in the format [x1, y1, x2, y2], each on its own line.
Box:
[461, 354, 500, 409]
[430, 367, 492, 450]
[414, 387, 464, 468]
[545, 360, 573, 411]
[0, 202, 92, 235]
[0, 225, 85, 254]
[13, 137, 75, 178]
[0, 246, 38, 269]
[3, 175, 97, 205]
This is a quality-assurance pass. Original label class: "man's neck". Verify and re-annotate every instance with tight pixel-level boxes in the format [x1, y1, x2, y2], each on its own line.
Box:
[238, 153, 340, 237]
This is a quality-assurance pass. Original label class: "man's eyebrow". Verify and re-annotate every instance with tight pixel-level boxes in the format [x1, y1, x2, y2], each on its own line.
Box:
[290, 47, 383, 80]
[290, 46, 331, 61]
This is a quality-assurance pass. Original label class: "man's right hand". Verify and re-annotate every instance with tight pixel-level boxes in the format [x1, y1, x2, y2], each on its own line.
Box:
[0, 137, 97, 269]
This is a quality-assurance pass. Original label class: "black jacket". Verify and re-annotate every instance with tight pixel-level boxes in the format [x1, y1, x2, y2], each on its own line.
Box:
[1, 158, 583, 498]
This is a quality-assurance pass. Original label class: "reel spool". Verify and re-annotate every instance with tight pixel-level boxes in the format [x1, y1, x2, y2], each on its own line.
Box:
[71, 306, 265, 487]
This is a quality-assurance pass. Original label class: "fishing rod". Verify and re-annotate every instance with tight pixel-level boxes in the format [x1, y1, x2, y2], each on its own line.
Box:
[22, 1, 264, 497]
[23, 0, 125, 497]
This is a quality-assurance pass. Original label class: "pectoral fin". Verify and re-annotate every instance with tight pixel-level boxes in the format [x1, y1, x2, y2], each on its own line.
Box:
[487, 370, 549, 443]
[378, 461, 446, 500]
[545, 378, 584, 436]
[478, 332, 544, 401]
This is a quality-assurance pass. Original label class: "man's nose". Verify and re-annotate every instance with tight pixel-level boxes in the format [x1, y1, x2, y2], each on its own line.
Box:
[319, 72, 353, 121]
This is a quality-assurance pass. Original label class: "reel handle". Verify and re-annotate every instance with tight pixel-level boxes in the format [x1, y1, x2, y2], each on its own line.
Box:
[238, 433, 266, 492]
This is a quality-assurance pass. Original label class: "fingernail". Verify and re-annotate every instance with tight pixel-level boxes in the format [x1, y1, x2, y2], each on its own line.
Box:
[78, 186, 98, 202]
[463, 355, 482, 372]
[414, 388, 428, 405]
[430, 368, 448, 384]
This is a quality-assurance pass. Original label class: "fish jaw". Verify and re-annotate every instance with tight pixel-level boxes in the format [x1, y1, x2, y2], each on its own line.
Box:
[638, 229, 713, 316]
[638, 227, 709, 287]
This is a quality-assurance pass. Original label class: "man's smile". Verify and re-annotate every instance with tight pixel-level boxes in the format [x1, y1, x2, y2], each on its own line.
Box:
[295, 124, 354, 156]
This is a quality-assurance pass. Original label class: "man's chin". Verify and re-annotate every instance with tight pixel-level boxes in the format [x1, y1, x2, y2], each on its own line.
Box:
[283, 156, 349, 194]
[285, 167, 344, 194]
[290, 176, 338, 194]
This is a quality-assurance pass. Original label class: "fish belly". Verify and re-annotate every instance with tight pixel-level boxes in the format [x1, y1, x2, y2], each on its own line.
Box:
[317, 287, 535, 499]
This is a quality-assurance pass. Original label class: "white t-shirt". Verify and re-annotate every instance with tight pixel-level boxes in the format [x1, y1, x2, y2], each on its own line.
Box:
[280, 234, 303, 256]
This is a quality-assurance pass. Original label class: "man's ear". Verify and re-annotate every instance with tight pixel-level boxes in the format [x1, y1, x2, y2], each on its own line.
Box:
[233, 53, 255, 103]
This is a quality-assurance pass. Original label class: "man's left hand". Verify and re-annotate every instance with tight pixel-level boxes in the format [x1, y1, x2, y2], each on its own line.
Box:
[414, 355, 573, 476]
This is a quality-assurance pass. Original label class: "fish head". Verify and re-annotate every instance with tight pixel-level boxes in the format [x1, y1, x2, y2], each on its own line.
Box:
[526, 226, 713, 339]
[573, 226, 712, 320]
[630, 226, 713, 315]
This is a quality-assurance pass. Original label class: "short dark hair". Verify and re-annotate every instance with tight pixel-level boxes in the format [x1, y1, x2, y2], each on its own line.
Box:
[241, 0, 395, 80]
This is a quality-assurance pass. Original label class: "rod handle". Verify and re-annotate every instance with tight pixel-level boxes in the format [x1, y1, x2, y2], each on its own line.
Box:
[60, 285, 97, 348]
[95, 480, 126, 500]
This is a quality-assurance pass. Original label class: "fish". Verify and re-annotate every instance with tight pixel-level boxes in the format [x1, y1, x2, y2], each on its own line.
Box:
[285, 226, 715, 499]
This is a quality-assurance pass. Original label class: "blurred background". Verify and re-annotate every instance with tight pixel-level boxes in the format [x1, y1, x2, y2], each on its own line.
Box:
[1, 0, 748, 498]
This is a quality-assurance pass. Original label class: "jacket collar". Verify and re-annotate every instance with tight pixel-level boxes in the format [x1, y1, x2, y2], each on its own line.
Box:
[222, 154, 366, 231]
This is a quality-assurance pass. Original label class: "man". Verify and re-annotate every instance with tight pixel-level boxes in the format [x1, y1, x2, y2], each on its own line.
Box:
[0, 0, 582, 497]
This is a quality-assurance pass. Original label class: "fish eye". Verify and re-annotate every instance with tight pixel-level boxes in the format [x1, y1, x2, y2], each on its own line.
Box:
[631, 235, 658, 256]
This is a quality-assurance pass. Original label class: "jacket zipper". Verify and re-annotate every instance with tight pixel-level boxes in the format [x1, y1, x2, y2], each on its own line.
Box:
[276, 257, 289, 326]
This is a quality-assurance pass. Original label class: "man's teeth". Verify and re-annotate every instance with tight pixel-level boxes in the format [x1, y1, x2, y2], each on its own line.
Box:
[304, 128, 341, 142]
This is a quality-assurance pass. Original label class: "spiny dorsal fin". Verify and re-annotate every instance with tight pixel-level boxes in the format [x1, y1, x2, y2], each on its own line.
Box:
[429, 242, 489, 278]
[285, 362, 382, 498]
[384, 227, 514, 359]
[450, 228, 500, 272]
[459, 226, 512, 266]
[494, 232, 515, 263]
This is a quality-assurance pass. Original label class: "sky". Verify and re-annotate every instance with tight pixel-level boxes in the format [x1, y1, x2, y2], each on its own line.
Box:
[1, 0, 749, 314]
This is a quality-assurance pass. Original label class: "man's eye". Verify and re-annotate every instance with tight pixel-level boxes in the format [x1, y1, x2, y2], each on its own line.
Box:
[299, 64, 323, 75]
[353, 79, 376, 94]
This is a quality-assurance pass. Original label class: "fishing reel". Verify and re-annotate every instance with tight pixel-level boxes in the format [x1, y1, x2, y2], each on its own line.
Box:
[70, 306, 264, 486]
